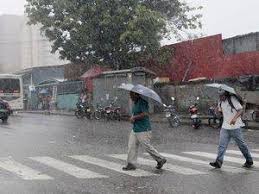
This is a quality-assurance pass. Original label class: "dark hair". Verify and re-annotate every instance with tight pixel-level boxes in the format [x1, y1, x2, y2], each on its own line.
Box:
[221, 91, 244, 112]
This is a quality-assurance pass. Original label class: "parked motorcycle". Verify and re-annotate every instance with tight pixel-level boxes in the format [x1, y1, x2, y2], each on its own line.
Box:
[252, 109, 259, 122]
[0, 100, 9, 123]
[104, 97, 121, 121]
[94, 98, 107, 120]
[163, 97, 180, 127]
[189, 97, 202, 129]
[208, 105, 223, 128]
[75, 101, 92, 119]
[94, 97, 121, 121]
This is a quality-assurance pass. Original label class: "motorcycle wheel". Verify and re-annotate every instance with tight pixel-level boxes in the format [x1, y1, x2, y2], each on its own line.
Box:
[113, 112, 121, 121]
[86, 113, 92, 120]
[2, 117, 8, 123]
[106, 113, 111, 121]
[252, 111, 259, 122]
[75, 111, 84, 119]
[168, 116, 180, 127]
[191, 119, 200, 129]
[94, 111, 102, 120]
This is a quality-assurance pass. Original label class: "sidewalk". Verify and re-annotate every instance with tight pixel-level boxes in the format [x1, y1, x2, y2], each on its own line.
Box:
[19, 110, 259, 130]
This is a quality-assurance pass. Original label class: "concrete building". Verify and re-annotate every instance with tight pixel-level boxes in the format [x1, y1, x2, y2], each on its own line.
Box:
[223, 32, 259, 55]
[0, 15, 23, 73]
[19, 17, 67, 70]
[0, 14, 67, 74]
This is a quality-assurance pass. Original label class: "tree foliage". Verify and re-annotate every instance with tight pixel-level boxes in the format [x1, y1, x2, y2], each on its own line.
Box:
[25, 0, 202, 69]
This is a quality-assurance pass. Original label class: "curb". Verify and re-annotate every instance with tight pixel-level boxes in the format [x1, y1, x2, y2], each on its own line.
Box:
[18, 111, 74, 117]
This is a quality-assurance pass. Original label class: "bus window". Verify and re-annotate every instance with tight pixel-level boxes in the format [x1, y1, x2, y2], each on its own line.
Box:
[0, 79, 20, 93]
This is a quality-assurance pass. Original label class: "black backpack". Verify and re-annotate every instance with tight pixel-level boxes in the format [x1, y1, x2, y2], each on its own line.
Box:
[219, 94, 244, 112]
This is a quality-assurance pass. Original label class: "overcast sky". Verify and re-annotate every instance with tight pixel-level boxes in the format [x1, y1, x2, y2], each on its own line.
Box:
[0, 0, 258, 39]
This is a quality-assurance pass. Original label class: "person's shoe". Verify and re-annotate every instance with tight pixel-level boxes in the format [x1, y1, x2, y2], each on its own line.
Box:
[122, 163, 136, 171]
[209, 161, 222, 168]
[243, 161, 253, 168]
[156, 158, 167, 169]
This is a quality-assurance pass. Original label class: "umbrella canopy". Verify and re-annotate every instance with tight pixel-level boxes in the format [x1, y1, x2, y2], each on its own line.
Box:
[206, 83, 237, 95]
[118, 83, 163, 104]
[118, 83, 134, 91]
[39, 88, 49, 94]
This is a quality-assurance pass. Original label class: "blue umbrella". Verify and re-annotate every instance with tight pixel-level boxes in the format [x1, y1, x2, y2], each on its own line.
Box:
[118, 83, 163, 104]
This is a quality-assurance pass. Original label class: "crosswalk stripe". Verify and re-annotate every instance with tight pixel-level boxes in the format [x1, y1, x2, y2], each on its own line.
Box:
[184, 151, 259, 166]
[0, 157, 53, 180]
[252, 149, 259, 152]
[29, 157, 108, 179]
[69, 155, 156, 177]
[227, 150, 259, 159]
[159, 153, 245, 173]
[109, 154, 206, 175]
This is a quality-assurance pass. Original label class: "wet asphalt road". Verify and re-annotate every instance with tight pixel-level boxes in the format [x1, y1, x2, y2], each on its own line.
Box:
[1, 113, 259, 194]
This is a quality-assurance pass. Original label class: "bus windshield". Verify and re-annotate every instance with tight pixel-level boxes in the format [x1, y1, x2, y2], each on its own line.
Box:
[0, 79, 20, 93]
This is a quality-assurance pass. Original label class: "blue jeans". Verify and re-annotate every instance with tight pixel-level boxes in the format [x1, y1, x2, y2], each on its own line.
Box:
[216, 128, 253, 163]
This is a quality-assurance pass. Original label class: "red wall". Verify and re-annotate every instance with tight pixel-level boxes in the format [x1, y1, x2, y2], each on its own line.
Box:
[145, 34, 259, 81]
[169, 34, 224, 81]
[213, 52, 259, 79]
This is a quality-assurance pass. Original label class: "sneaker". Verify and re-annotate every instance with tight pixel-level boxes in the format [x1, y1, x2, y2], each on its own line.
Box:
[156, 158, 167, 169]
[122, 163, 136, 171]
[243, 161, 253, 168]
[209, 161, 222, 168]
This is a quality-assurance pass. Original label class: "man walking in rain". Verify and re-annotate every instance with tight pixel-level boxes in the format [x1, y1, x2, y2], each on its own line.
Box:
[122, 91, 167, 171]
[209, 88, 253, 169]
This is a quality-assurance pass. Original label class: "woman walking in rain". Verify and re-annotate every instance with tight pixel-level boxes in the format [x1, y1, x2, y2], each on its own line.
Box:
[209, 87, 253, 169]
[122, 91, 166, 171]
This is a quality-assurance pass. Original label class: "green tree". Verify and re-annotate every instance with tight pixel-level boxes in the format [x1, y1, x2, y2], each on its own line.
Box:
[25, 0, 202, 69]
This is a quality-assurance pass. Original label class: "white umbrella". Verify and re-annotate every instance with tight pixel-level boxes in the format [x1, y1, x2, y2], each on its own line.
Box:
[118, 83, 163, 104]
[206, 83, 237, 95]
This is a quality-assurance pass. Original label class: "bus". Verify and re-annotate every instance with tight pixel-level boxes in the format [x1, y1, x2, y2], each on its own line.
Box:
[0, 74, 24, 110]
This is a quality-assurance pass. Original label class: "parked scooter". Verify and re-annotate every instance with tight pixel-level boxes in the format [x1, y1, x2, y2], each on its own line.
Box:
[94, 98, 106, 120]
[75, 101, 92, 119]
[163, 97, 180, 127]
[94, 97, 121, 121]
[189, 97, 202, 129]
[111, 97, 121, 121]
[104, 97, 121, 121]
[208, 104, 223, 129]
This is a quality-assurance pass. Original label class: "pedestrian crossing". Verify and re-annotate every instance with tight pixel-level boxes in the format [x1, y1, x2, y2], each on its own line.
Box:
[109, 154, 206, 175]
[69, 155, 155, 177]
[184, 151, 259, 166]
[1, 149, 259, 181]
[227, 150, 259, 159]
[29, 156, 108, 179]
[0, 157, 52, 180]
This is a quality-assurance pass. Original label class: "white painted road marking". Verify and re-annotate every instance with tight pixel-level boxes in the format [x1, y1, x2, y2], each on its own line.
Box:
[159, 153, 245, 173]
[0, 157, 53, 180]
[227, 150, 259, 159]
[184, 151, 259, 166]
[30, 157, 108, 179]
[109, 154, 206, 175]
[69, 155, 156, 177]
